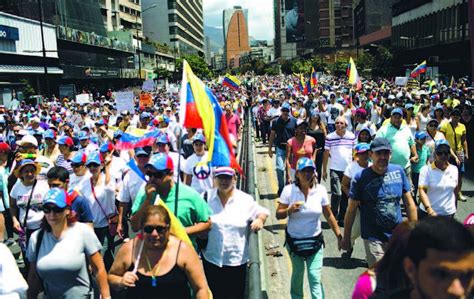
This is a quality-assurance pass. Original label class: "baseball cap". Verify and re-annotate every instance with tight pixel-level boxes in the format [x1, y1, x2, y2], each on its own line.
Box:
[354, 143, 370, 154]
[156, 133, 170, 144]
[435, 139, 451, 150]
[281, 103, 290, 111]
[99, 141, 114, 153]
[192, 133, 206, 143]
[296, 157, 316, 171]
[135, 147, 150, 157]
[17, 135, 38, 147]
[355, 108, 367, 117]
[370, 138, 392, 152]
[214, 166, 235, 177]
[415, 131, 428, 140]
[57, 136, 74, 147]
[391, 108, 403, 116]
[140, 112, 151, 119]
[44, 129, 56, 140]
[156, 115, 170, 124]
[405, 103, 414, 109]
[71, 151, 87, 164]
[146, 153, 174, 171]
[78, 131, 89, 141]
[95, 119, 107, 126]
[86, 152, 102, 166]
[0, 142, 10, 151]
[121, 110, 130, 116]
[43, 188, 68, 208]
[296, 119, 308, 127]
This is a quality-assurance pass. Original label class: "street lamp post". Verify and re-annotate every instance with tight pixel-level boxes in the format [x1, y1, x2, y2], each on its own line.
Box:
[136, 4, 157, 80]
[38, 0, 50, 97]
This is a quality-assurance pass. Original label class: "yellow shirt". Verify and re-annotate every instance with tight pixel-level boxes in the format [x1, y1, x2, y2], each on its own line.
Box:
[439, 121, 466, 151]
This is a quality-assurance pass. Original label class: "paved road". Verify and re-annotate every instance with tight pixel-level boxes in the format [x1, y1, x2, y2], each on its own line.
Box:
[254, 138, 474, 299]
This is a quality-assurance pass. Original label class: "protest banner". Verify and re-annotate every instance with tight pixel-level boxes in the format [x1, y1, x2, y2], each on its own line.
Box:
[395, 77, 408, 86]
[76, 93, 90, 104]
[114, 91, 135, 113]
[139, 93, 153, 107]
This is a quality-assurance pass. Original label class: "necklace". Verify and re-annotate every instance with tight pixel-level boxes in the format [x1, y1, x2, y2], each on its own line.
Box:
[145, 248, 167, 287]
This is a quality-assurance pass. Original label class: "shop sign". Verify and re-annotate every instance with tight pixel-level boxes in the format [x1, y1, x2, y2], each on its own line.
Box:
[0, 25, 19, 41]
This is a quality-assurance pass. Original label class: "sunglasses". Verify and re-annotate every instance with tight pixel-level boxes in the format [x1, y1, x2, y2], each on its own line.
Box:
[146, 170, 170, 179]
[71, 163, 84, 168]
[428, 123, 437, 127]
[436, 150, 450, 156]
[87, 163, 100, 168]
[143, 225, 169, 234]
[43, 205, 66, 214]
[48, 183, 63, 188]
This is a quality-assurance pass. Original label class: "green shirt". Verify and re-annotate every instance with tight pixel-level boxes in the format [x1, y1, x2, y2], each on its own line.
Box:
[131, 184, 211, 247]
[376, 123, 415, 168]
[412, 145, 430, 173]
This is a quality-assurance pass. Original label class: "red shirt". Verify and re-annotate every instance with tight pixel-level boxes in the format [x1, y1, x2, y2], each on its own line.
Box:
[225, 113, 241, 139]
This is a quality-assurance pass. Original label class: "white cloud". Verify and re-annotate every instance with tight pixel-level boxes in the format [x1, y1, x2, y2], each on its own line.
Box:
[204, 0, 274, 41]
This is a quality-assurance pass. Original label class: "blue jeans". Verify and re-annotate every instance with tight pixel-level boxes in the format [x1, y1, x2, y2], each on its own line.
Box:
[276, 147, 286, 195]
[286, 244, 325, 299]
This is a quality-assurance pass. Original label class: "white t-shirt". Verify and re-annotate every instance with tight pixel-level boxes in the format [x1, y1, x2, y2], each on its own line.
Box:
[168, 151, 186, 183]
[81, 177, 117, 228]
[118, 169, 145, 204]
[327, 103, 343, 124]
[183, 152, 214, 194]
[418, 163, 458, 216]
[69, 172, 92, 191]
[344, 160, 371, 179]
[279, 184, 329, 238]
[324, 131, 356, 172]
[10, 180, 50, 230]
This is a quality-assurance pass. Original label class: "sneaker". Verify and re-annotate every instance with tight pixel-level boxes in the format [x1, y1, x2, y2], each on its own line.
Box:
[459, 193, 467, 202]
[4, 238, 15, 247]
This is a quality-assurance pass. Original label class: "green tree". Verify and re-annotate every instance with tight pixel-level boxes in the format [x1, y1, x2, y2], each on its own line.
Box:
[280, 60, 293, 75]
[356, 51, 375, 77]
[373, 46, 394, 77]
[155, 67, 172, 80]
[331, 58, 349, 76]
[20, 79, 35, 99]
[176, 54, 212, 79]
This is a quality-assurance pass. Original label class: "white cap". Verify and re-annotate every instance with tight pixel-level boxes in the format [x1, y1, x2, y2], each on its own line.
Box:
[17, 135, 38, 147]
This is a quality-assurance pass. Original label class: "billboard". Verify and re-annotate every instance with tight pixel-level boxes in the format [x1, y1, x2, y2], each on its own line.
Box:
[285, 0, 305, 43]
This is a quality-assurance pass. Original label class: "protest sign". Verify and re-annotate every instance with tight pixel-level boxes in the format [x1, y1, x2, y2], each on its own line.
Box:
[76, 93, 90, 104]
[395, 77, 408, 86]
[142, 80, 155, 91]
[115, 91, 135, 113]
[139, 93, 153, 108]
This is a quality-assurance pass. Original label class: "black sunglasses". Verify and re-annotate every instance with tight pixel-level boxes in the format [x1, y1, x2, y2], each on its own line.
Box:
[43, 205, 66, 214]
[87, 163, 100, 168]
[146, 170, 170, 179]
[436, 150, 450, 156]
[143, 225, 169, 234]
[71, 163, 84, 168]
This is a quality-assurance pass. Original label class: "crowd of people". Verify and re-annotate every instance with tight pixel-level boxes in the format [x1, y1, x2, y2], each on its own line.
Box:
[0, 72, 472, 299]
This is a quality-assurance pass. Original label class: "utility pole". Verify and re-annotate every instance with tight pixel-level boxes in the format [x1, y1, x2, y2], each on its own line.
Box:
[136, 14, 142, 80]
[38, 0, 50, 97]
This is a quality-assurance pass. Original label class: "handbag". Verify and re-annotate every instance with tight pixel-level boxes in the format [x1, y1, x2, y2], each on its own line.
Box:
[18, 180, 38, 253]
[285, 229, 324, 258]
[90, 178, 118, 237]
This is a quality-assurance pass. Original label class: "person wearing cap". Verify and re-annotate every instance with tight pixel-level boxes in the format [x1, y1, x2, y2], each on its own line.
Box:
[417, 139, 459, 219]
[12, 134, 53, 181]
[354, 108, 376, 138]
[180, 128, 199, 159]
[425, 118, 446, 163]
[80, 151, 117, 269]
[411, 131, 431, 202]
[285, 119, 316, 183]
[439, 108, 468, 201]
[56, 136, 77, 174]
[100, 141, 126, 189]
[268, 102, 297, 195]
[376, 107, 418, 187]
[153, 132, 184, 182]
[202, 166, 269, 299]
[276, 157, 342, 299]
[69, 151, 92, 190]
[117, 147, 151, 239]
[138, 112, 151, 130]
[341, 143, 372, 258]
[95, 119, 113, 145]
[183, 133, 214, 194]
[41, 129, 60, 162]
[322, 116, 356, 226]
[0, 142, 11, 244]
[26, 188, 111, 299]
[77, 131, 98, 155]
[130, 153, 211, 249]
[46, 166, 93, 227]
[342, 138, 417, 267]
[155, 115, 178, 152]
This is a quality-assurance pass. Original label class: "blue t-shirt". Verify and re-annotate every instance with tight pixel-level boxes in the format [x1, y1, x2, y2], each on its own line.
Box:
[349, 164, 410, 242]
[69, 191, 94, 224]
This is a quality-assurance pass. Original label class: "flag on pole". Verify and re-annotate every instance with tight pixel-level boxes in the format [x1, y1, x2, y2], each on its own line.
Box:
[310, 67, 318, 88]
[222, 74, 241, 90]
[410, 60, 427, 78]
[179, 60, 242, 172]
[348, 57, 362, 90]
[450, 76, 455, 88]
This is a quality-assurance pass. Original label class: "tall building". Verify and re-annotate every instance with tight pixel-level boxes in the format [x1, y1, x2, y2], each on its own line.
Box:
[118, 0, 142, 36]
[99, 0, 120, 32]
[354, 0, 393, 48]
[223, 6, 251, 68]
[142, 0, 204, 56]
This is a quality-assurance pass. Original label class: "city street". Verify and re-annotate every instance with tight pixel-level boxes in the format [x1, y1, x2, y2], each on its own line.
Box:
[254, 137, 474, 299]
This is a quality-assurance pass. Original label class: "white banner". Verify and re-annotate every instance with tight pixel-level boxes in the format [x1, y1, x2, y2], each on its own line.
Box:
[115, 91, 135, 113]
[76, 93, 90, 104]
[142, 80, 155, 91]
[395, 77, 408, 86]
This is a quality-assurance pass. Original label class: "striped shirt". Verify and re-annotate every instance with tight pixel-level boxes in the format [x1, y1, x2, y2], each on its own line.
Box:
[56, 154, 74, 174]
[324, 131, 356, 171]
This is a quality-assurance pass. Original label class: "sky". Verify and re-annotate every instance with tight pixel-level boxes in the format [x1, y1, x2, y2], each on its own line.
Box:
[203, 0, 274, 41]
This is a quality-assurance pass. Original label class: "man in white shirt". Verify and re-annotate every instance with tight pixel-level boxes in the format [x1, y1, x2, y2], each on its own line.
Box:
[183, 133, 213, 194]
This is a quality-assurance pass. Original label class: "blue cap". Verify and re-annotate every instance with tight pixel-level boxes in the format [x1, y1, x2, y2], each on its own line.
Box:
[435, 139, 451, 150]
[57, 136, 74, 146]
[370, 138, 392, 152]
[78, 131, 89, 140]
[415, 131, 428, 140]
[214, 166, 235, 177]
[146, 153, 174, 171]
[281, 103, 291, 111]
[296, 157, 316, 171]
[156, 133, 170, 144]
[140, 112, 151, 119]
[391, 108, 403, 116]
[135, 147, 150, 157]
[43, 188, 68, 208]
[71, 151, 87, 164]
[192, 133, 206, 143]
[99, 141, 114, 153]
[354, 142, 371, 153]
[86, 152, 102, 166]
[405, 103, 414, 109]
[44, 129, 55, 140]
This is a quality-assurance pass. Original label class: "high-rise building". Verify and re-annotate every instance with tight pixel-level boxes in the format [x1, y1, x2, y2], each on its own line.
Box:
[118, 0, 142, 36]
[99, 0, 120, 31]
[354, 0, 393, 48]
[223, 6, 251, 68]
[142, 0, 204, 56]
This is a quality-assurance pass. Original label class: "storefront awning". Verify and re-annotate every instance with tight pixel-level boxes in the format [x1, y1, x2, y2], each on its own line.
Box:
[0, 65, 63, 75]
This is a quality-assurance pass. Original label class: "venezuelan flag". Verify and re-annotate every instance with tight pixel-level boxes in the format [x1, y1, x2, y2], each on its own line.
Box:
[348, 57, 362, 90]
[222, 74, 241, 90]
[115, 130, 162, 150]
[410, 60, 427, 78]
[179, 60, 242, 172]
[310, 67, 318, 88]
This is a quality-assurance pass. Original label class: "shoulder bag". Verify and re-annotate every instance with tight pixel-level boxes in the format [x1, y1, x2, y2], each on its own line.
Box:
[90, 178, 118, 237]
[285, 228, 324, 258]
[450, 122, 464, 162]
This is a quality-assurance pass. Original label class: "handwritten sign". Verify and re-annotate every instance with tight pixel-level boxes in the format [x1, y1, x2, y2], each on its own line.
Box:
[76, 93, 90, 104]
[115, 91, 135, 113]
[139, 93, 153, 108]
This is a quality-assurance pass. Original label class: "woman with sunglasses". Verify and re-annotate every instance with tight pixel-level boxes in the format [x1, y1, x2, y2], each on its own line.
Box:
[417, 140, 459, 219]
[108, 205, 210, 299]
[80, 152, 117, 270]
[425, 118, 446, 162]
[26, 188, 110, 299]
[276, 157, 342, 299]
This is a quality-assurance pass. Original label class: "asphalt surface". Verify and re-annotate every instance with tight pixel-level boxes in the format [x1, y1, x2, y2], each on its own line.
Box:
[254, 138, 474, 299]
